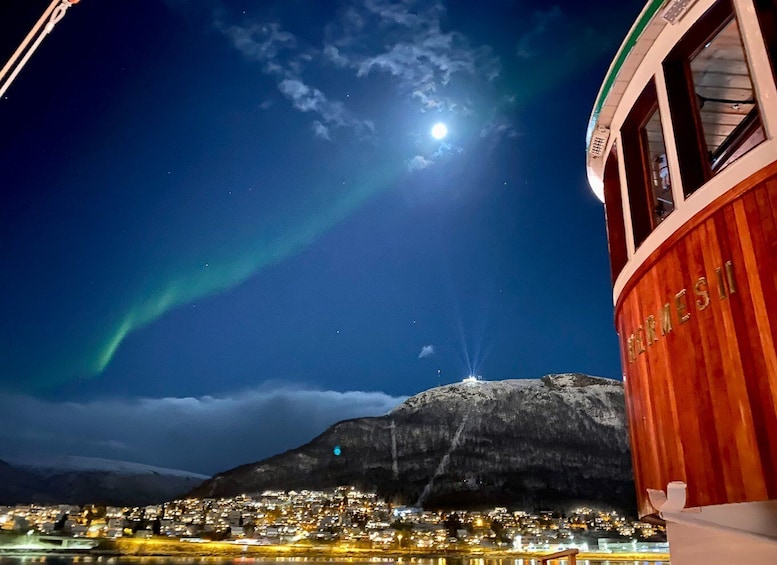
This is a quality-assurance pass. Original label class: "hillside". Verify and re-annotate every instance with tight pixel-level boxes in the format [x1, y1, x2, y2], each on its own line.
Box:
[191, 374, 635, 513]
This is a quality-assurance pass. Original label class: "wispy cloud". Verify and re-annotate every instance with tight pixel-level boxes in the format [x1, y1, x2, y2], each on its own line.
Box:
[323, 45, 350, 68]
[330, 0, 499, 113]
[312, 120, 330, 140]
[406, 155, 433, 171]
[278, 79, 374, 137]
[418, 344, 435, 358]
[217, 20, 373, 141]
[0, 385, 406, 475]
[218, 0, 501, 142]
[216, 21, 296, 74]
[480, 114, 519, 139]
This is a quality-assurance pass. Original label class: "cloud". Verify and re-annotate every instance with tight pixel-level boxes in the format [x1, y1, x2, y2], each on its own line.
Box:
[480, 116, 519, 139]
[406, 155, 432, 171]
[335, 0, 499, 113]
[278, 78, 374, 139]
[218, 0, 500, 133]
[278, 79, 329, 112]
[312, 120, 331, 140]
[216, 21, 296, 74]
[363, 0, 433, 27]
[418, 345, 435, 358]
[279, 80, 348, 126]
[218, 21, 373, 141]
[323, 44, 350, 68]
[0, 385, 406, 475]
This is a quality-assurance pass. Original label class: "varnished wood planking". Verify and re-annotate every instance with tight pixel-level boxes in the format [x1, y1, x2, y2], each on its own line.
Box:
[702, 216, 764, 502]
[616, 169, 777, 516]
[744, 191, 777, 499]
[688, 224, 734, 501]
[721, 199, 777, 500]
[731, 195, 777, 498]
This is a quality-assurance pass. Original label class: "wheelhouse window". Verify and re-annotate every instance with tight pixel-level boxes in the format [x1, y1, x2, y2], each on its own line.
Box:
[664, 0, 766, 196]
[621, 80, 674, 249]
[643, 108, 674, 221]
[691, 17, 764, 172]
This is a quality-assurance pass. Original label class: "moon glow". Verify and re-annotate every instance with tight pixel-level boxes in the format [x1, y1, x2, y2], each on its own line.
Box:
[431, 122, 448, 140]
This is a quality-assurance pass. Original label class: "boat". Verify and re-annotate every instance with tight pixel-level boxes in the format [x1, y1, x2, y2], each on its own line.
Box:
[586, 0, 777, 563]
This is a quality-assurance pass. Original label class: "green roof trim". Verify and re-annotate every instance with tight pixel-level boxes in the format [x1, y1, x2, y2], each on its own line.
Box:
[586, 0, 666, 150]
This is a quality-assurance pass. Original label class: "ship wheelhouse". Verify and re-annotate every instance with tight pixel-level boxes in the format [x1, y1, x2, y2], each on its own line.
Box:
[587, 0, 777, 562]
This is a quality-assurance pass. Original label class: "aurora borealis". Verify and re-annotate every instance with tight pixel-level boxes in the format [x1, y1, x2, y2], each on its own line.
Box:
[1, 0, 644, 472]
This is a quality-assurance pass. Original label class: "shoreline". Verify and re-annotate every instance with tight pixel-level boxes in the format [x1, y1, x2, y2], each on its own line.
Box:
[94, 538, 669, 562]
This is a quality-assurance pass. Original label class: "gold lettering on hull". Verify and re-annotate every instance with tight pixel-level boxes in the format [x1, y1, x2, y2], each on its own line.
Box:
[716, 267, 727, 299]
[646, 315, 657, 345]
[695, 277, 710, 310]
[675, 290, 690, 324]
[726, 261, 737, 295]
[660, 303, 673, 335]
[627, 336, 636, 364]
[636, 327, 646, 355]
[623, 261, 738, 364]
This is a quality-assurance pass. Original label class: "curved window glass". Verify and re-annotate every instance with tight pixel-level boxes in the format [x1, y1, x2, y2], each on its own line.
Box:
[643, 107, 675, 222]
[621, 80, 675, 248]
[691, 17, 764, 172]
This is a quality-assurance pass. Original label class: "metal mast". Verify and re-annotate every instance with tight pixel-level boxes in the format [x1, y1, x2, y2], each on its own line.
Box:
[0, 0, 80, 99]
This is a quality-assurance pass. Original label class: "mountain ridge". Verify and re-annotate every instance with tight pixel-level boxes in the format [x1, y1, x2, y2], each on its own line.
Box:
[0, 456, 209, 506]
[191, 374, 635, 514]
[7, 455, 209, 479]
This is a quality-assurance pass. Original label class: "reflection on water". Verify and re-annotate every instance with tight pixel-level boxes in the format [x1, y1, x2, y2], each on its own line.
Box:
[0, 556, 670, 565]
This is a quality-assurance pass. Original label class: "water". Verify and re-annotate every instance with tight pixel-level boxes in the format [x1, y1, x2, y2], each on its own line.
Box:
[0, 556, 670, 565]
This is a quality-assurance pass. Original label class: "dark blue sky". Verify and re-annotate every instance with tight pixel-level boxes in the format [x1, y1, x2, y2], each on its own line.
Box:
[0, 0, 643, 474]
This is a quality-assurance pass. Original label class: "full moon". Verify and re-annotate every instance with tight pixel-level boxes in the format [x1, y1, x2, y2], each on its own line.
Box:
[431, 122, 448, 140]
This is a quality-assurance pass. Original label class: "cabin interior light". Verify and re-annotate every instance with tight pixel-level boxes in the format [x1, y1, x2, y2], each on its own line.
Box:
[662, 0, 699, 25]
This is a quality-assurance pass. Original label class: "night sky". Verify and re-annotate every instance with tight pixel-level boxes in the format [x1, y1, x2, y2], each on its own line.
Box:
[1, 0, 644, 474]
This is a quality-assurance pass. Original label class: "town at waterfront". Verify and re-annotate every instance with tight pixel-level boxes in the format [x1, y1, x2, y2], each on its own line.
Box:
[1, 487, 667, 561]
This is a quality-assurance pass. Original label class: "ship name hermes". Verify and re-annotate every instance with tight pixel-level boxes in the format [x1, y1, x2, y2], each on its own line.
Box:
[624, 261, 737, 364]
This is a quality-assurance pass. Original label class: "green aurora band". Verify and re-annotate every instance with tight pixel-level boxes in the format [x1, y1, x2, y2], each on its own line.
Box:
[21, 7, 638, 388]
[89, 163, 397, 380]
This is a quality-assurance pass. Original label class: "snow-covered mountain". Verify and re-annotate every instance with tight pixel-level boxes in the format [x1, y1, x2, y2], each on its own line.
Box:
[8, 455, 208, 479]
[191, 374, 635, 514]
[0, 456, 208, 506]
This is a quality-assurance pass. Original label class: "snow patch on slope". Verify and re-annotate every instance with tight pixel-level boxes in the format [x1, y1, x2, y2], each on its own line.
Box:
[391, 375, 624, 428]
[542, 373, 625, 428]
[391, 378, 536, 414]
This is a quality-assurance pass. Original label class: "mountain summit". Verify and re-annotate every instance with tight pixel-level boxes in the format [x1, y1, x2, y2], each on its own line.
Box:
[191, 375, 635, 513]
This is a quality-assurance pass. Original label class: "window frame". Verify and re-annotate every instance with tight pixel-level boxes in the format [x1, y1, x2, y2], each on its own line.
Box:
[620, 80, 672, 248]
[663, 0, 765, 196]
